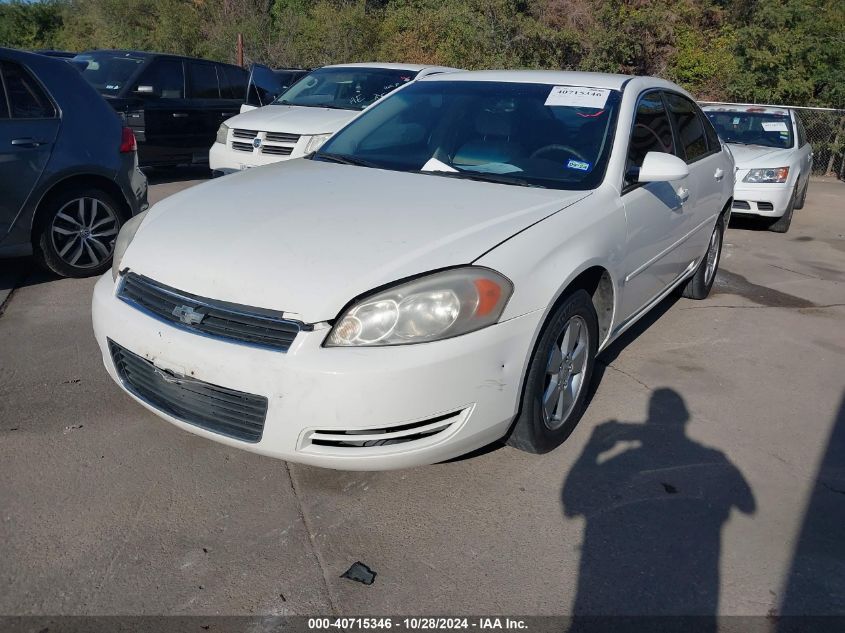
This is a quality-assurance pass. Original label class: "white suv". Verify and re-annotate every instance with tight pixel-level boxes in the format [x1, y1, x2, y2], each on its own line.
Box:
[209, 62, 456, 174]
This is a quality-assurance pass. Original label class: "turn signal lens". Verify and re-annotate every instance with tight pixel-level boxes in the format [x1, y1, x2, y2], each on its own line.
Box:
[325, 267, 513, 347]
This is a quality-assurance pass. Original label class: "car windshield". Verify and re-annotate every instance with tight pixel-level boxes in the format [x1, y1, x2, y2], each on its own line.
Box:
[705, 109, 794, 149]
[272, 67, 418, 111]
[72, 52, 146, 95]
[314, 80, 621, 190]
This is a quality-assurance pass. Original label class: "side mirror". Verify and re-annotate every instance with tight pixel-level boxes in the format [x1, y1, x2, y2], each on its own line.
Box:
[637, 151, 689, 182]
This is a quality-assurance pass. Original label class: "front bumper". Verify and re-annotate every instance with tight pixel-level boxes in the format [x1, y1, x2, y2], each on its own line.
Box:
[209, 138, 306, 174]
[731, 182, 792, 218]
[92, 273, 542, 470]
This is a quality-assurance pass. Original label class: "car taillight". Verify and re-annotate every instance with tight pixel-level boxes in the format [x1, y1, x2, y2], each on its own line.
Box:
[120, 127, 137, 153]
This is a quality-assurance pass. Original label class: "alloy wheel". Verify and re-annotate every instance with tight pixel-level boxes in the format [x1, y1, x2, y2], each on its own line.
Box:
[542, 315, 589, 430]
[50, 197, 120, 269]
[704, 224, 721, 286]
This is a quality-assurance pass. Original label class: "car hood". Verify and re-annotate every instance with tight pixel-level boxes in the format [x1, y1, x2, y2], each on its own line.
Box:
[123, 159, 589, 322]
[224, 104, 358, 135]
[727, 143, 794, 169]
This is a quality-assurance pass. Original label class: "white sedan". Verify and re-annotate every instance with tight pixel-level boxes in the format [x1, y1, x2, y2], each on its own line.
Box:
[209, 63, 456, 175]
[703, 105, 813, 233]
[93, 71, 734, 470]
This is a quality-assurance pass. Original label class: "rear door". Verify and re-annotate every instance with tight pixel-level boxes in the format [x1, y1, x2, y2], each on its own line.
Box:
[131, 58, 191, 166]
[185, 60, 224, 161]
[0, 60, 59, 240]
[663, 92, 724, 265]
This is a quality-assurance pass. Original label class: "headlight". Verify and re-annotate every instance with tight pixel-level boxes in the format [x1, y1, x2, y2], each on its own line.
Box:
[111, 210, 148, 280]
[325, 267, 513, 347]
[743, 167, 789, 183]
[215, 123, 229, 144]
[305, 133, 332, 154]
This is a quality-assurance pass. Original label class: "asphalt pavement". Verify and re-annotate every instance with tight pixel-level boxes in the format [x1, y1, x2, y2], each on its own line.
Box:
[1, 172, 843, 617]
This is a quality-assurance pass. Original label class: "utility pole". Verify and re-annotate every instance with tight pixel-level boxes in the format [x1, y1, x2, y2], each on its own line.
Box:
[237, 33, 244, 68]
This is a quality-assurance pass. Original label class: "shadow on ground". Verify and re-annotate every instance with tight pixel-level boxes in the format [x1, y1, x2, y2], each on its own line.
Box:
[143, 165, 212, 185]
[562, 388, 756, 630]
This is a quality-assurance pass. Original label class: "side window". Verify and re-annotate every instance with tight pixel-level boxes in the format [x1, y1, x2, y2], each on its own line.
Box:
[664, 92, 707, 162]
[625, 91, 674, 187]
[795, 114, 807, 147]
[702, 111, 721, 151]
[0, 71, 9, 119]
[219, 66, 246, 100]
[188, 62, 220, 99]
[135, 59, 184, 99]
[1, 61, 56, 118]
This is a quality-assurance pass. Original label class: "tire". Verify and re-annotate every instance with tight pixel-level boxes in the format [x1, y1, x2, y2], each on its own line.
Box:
[35, 186, 125, 278]
[794, 179, 808, 210]
[680, 216, 724, 300]
[507, 289, 598, 454]
[768, 186, 796, 233]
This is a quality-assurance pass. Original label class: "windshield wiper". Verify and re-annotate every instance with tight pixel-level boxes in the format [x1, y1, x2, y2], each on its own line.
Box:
[313, 153, 379, 168]
[414, 169, 543, 188]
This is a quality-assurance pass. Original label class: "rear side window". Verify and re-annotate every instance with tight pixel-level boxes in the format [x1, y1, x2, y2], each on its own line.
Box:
[1, 61, 56, 118]
[135, 59, 184, 99]
[219, 65, 247, 100]
[0, 72, 9, 118]
[702, 113, 721, 151]
[626, 91, 674, 186]
[664, 93, 707, 162]
[188, 62, 220, 99]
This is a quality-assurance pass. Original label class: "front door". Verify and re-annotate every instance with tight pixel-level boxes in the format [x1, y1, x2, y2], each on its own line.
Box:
[619, 91, 690, 323]
[132, 58, 191, 166]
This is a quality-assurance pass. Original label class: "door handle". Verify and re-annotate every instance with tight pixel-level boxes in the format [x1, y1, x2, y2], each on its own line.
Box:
[677, 186, 690, 203]
[171, 113, 188, 118]
[11, 138, 46, 148]
[714, 168, 724, 181]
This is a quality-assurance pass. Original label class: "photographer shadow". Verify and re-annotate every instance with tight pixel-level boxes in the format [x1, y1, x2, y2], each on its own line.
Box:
[562, 388, 755, 630]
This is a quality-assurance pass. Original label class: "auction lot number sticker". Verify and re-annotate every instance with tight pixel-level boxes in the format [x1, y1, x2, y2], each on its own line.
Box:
[308, 617, 528, 630]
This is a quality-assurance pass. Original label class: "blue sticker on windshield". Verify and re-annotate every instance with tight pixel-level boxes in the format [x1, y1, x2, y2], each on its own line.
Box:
[567, 159, 591, 172]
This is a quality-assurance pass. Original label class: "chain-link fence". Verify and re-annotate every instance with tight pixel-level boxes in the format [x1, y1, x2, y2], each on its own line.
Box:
[700, 102, 845, 179]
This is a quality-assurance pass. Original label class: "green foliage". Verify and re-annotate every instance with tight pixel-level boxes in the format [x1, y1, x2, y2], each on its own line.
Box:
[1, 0, 842, 108]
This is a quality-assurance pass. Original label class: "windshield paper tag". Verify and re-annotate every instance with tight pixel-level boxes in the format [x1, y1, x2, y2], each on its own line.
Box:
[545, 86, 609, 109]
[762, 121, 788, 132]
[567, 159, 591, 172]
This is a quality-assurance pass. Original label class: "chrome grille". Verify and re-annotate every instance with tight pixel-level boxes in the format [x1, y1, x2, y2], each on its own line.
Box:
[265, 131, 300, 144]
[109, 340, 267, 443]
[118, 272, 306, 351]
[231, 141, 254, 152]
[261, 145, 293, 156]
[232, 128, 258, 139]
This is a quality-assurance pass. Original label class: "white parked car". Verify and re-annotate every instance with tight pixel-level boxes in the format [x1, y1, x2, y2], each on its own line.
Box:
[703, 105, 813, 233]
[94, 71, 734, 470]
[209, 62, 456, 174]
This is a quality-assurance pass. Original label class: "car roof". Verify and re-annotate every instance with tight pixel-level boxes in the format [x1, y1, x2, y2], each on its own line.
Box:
[419, 70, 634, 89]
[321, 62, 458, 72]
[75, 49, 244, 68]
[702, 104, 791, 116]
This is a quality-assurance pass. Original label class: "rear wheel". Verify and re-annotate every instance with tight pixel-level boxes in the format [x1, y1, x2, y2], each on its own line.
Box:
[680, 216, 723, 300]
[768, 186, 796, 233]
[35, 187, 125, 278]
[508, 290, 598, 454]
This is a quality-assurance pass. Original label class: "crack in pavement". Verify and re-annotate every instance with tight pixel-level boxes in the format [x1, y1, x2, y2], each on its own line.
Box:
[284, 461, 339, 614]
[679, 303, 845, 311]
[597, 360, 651, 391]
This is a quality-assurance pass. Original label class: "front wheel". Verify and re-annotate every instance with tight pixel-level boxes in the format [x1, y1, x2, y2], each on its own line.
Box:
[680, 216, 724, 300]
[35, 187, 125, 278]
[768, 185, 796, 233]
[508, 290, 598, 454]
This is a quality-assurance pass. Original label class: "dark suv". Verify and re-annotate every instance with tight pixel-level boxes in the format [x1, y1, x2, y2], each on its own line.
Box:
[0, 48, 147, 277]
[72, 50, 248, 167]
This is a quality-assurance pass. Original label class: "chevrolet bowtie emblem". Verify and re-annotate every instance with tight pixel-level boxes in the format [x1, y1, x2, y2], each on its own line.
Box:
[172, 304, 205, 325]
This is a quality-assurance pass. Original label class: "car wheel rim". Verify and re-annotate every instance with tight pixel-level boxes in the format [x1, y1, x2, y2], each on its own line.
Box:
[50, 197, 119, 269]
[704, 225, 721, 286]
[542, 315, 589, 430]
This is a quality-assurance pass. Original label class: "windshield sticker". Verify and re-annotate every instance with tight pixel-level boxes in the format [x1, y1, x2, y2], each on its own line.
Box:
[762, 121, 788, 132]
[545, 86, 609, 109]
[566, 159, 592, 172]
[732, 117, 741, 125]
